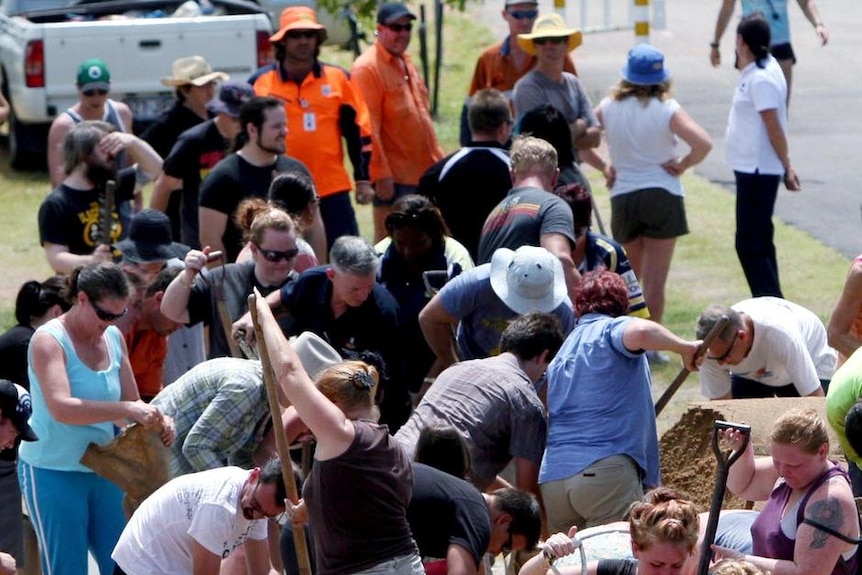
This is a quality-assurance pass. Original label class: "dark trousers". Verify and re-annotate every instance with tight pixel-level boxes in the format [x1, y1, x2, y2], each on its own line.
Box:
[280, 524, 317, 575]
[735, 171, 783, 298]
[731, 375, 829, 398]
[319, 191, 359, 250]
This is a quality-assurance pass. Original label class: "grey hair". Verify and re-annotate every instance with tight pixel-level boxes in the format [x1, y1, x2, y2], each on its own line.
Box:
[62, 120, 114, 175]
[329, 236, 379, 276]
[696, 304, 741, 342]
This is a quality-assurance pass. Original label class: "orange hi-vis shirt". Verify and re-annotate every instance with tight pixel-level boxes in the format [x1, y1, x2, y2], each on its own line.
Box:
[251, 61, 373, 198]
[351, 41, 444, 186]
[468, 36, 578, 97]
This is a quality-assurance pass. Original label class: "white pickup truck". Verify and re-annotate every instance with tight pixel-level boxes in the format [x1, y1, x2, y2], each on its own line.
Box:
[0, 0, 274, 168]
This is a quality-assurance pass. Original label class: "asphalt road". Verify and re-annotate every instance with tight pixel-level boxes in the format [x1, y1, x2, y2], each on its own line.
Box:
[477, 0, 861, 259]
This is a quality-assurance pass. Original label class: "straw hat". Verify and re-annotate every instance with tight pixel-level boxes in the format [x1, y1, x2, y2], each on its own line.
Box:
[160, 56, 229, 88]
[517, 13, 583, 56]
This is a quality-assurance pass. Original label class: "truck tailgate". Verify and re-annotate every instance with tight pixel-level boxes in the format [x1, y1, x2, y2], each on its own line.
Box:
[41, 15, 269, 120]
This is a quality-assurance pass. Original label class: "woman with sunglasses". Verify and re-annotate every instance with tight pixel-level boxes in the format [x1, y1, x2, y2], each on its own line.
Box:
[256, 298, 425, 575]
[161, 201, 299, 359]
[18, 261, 174, 575]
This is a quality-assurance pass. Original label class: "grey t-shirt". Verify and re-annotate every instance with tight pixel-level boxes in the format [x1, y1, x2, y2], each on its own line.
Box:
[512, 70, 598, 127]
[395, 353, 547, 489]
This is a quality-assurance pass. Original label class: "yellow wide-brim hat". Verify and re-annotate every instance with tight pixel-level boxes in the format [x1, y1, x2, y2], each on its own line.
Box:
[517, 13, 583, 56]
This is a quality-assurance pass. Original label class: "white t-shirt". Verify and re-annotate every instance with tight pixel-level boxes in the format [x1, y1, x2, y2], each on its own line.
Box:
[699, 297, 837, 399]
[725, 55, 788, 175]
[112, 467, 268, 575]
[599, 96, 684, 197]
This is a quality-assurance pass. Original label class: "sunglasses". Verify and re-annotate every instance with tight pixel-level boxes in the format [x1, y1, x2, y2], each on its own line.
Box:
[257, 245, 299, 263]
[82, 89, 108, 97]
[91, 299, 128, 322]
[508, 9, 538, 19]
[533, 36, 568, 45]
[386, 22, 413, 33]
[286, 30, 319, 40]
[707, 331, 738, 362]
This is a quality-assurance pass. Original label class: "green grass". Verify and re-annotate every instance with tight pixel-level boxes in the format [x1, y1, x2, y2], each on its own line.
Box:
[0, 8, 850, 429]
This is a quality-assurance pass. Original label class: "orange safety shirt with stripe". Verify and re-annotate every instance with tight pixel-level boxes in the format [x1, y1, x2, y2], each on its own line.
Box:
[351, 41, 444, 186]
[251, 61, 373, 198]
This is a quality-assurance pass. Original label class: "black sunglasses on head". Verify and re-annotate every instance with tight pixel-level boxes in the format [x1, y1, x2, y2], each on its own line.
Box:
[386, 22, 413, 32]
[257, 246, 299, 263]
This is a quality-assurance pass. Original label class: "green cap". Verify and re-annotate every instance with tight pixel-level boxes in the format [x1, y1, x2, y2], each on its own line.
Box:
[76, 58, 111, 91]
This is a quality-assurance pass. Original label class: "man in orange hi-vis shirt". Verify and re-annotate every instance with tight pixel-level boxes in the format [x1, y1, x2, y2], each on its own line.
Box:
[351, 2, 445, 242]
[251, 7, 374, 251]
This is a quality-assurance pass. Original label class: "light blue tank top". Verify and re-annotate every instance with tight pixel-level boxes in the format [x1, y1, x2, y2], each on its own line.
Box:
[742, 0, 790, 46]
[19, 318, 123, 472]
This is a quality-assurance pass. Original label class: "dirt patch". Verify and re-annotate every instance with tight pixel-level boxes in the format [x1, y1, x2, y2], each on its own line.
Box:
[659, 397, 841, 511]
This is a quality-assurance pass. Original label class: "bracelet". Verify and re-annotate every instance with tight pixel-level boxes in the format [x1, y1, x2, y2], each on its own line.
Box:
[710, 42, 719, 49]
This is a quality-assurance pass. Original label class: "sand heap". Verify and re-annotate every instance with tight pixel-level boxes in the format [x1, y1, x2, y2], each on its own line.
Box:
[659, 397, 841, 511]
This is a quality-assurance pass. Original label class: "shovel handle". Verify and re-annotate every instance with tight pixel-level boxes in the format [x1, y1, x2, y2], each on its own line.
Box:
[697, 421, 751, 575]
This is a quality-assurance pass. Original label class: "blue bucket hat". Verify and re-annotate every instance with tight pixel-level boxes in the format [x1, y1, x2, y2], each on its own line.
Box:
[620, 44, 670, 86]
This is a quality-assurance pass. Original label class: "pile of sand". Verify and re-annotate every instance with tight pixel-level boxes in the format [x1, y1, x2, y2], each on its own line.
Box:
[658, 397, 839, 511]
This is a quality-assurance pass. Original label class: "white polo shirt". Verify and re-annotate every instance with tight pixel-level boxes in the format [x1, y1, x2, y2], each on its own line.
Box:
[725, 55, 788, 175]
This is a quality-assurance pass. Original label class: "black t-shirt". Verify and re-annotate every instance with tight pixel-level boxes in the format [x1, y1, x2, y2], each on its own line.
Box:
[407, 463, 490, 568]
[418, 142, 512, 261]
[198, 153, 310, 262]
[162, 120, 230, 248]
[142, 102, 209, 241]
[38, 170, 136, 256]
[597, 559, 638, 575]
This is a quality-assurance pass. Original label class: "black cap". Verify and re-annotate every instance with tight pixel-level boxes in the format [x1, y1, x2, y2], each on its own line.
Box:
[0, 380, 38, 442]
[377, 2, 416, 24]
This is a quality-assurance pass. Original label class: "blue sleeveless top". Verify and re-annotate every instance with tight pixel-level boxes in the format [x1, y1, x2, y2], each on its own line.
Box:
[19, 318, 123, 472]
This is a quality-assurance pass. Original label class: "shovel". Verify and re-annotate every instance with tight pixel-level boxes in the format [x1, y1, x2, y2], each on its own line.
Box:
[697, 420, 751, 575]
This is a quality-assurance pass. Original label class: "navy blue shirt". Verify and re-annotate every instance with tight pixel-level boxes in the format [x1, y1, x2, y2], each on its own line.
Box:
[279, 266, 409, 430]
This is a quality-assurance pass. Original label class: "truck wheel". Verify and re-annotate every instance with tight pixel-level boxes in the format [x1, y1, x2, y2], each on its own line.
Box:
[8, 108, 46, 171]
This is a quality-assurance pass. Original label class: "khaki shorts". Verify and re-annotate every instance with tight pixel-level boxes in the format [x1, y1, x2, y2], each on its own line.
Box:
[540, 454, 644, 533]
[611, 188, 689, 243]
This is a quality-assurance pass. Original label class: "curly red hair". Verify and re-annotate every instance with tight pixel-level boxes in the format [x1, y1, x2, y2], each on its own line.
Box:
[574, 270, 629, 318]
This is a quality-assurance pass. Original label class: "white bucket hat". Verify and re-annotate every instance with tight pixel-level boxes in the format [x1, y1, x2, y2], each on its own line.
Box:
[489, 246, 567, 314]
[290, 332, 342, 380]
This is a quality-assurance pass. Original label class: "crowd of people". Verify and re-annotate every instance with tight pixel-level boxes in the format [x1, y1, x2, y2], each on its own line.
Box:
[2, 0, 860, 575]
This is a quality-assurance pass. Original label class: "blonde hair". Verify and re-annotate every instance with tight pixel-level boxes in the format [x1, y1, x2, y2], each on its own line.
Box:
[771, 408, 829, 454]
[315, 360, 378, 418]
[710, 559, 768, 575]
[234, 198, 295, 244]
[611, 79, 671, 102]
[510, 136, 557, 181]
[628, 487, 699, 553]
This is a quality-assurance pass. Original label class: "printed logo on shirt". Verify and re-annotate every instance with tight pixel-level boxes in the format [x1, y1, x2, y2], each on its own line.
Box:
[321, 84, 332, 96]
[79, 201, 122, 247]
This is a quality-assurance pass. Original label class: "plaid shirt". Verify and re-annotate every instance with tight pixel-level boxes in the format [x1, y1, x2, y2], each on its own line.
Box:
[152, 358, 268, 476]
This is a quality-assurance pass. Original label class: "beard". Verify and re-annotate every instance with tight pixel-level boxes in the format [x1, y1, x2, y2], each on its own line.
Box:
[256, 133, 285, 156]
[85, 156, 119, 190]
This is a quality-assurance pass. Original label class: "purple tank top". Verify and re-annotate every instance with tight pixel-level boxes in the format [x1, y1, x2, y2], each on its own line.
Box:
[751, 465, 857, 575]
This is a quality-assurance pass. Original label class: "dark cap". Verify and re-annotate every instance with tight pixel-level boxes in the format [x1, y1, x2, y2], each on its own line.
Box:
[377, 2, 416, 24]
[207, 81, 255, 118]
[115, 209, 189, 263]
[0, 380, 38, 442]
